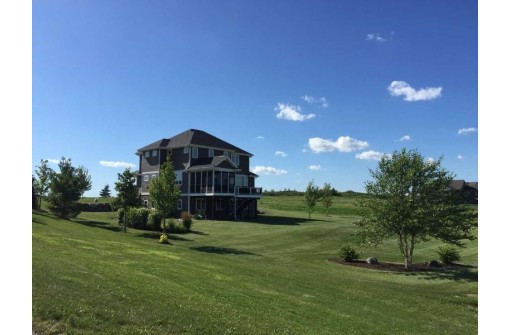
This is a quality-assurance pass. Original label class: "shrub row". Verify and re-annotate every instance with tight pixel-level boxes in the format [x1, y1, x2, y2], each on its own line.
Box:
[117, 208, 193, 232]
[76, 202, 113, 212]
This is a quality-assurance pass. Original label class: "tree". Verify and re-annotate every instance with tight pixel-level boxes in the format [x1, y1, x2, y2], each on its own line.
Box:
[114, 168, 140, 233]
[35, 159, 54, 209]
[32, 175, 39, 209]
[100, 184, 111, 198]
[149, 155, 181, 234]
[304, 179, 321, 220]
[321, 182, 333, 216]
[355, 148, 477, 269]
[47, 157, 92, 219]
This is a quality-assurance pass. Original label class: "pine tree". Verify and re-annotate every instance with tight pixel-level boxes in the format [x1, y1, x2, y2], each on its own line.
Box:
[100, 184, 111, 198]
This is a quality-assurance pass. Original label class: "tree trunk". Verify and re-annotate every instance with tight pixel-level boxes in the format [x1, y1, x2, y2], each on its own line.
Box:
[162, 217, 166, 234]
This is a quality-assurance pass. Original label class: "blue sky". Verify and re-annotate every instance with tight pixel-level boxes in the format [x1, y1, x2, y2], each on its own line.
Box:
[32, 0, 478, 197]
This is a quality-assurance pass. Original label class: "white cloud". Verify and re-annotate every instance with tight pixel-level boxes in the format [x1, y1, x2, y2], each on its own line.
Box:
[301, 95, 328, 108]
[426, 157, 435, 164]
[366, 32, 393, 43]
[274, 151, 287, 157]
[100, 161, 136, 168]
[46, 159, 60, 164]
[251, 166, 288, 176]
[275, 103, 315, 121]
[308, 165, 322, 171]
[319, 97, 329, 108]
[301, 95, 315, 103]
[256, 136, 265, 140]
[457, 155, 464, 160]
[388, 81, 442, 101]
[457, 127, 478, 135]
[308, 136, 369, 153]
[398, 135, 411, 142]
[355, 150, 387, 161]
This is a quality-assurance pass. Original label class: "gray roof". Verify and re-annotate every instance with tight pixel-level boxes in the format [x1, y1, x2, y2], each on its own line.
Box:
[449, 180, 466, 190]
[137, 129, 252, 156]
[185, 156, 240, 171]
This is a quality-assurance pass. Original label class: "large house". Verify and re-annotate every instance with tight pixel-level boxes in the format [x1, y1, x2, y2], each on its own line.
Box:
[136, 129, 262, 220]
[448, 179, 478, 204]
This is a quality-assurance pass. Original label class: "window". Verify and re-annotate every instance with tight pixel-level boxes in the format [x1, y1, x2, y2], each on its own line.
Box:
[175, 171, 182, 185]
[151, 174, 157, 180]
[235, 175, 248, 187]
[152, 150, 157, 157]
[144, 175, 149, 182]
[184, 147, 189, 154]
[196, 198, 206, 211]
[208, 149, 214, 157]
[192, 147, 198, 159]
[168, 149, 172, 156]
[177, 199, 182, 210]
[144, 200, 148, 208]
[231, 154, 240, 166]
[144, 151, 150, 158]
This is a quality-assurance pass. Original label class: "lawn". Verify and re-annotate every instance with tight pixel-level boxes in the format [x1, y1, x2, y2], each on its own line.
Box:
[32, 202, 477, 334]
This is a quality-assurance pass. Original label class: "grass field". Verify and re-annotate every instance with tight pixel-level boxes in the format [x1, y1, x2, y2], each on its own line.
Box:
[32, 198, 477, 334]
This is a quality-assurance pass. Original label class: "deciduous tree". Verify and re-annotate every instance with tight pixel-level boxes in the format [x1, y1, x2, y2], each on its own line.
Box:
[35, 159, 54, 209]
[304, 179, 321, 220]
[355, 148, 477, 269]
[114, 169, 140, 232]
[321, 182, 333, 216]
[149, 156, 181, 234]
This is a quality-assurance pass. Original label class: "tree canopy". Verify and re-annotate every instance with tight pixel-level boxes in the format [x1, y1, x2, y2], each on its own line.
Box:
[47, 157, 92, 219]
[100, 184, 111, 198]
[355, 148, 477, 269]
[304, 180, 321, 220]
[149, 155, 181, 233]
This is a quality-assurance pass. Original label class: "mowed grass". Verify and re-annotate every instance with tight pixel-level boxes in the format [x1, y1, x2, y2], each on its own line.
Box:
[33, 202, 477, 334]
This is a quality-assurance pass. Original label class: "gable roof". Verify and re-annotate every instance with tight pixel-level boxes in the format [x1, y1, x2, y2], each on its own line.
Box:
[185, 155, 240, 171]
[449, 180, 466, 190]
[136, 129, 252, 156]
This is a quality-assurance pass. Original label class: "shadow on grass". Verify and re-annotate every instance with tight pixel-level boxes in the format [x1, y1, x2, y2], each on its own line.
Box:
[189, 230, 209, 235]
[72, 218, 122, 232]
[398, 264, 478, 282]
[190, 246, 261, 256]
[32, 217, 47, 225]
[245, 214, 324, 226]
[138, 232, 193, 242]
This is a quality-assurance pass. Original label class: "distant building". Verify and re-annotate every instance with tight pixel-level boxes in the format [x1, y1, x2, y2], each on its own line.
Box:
[448, 180, 478, 204]
[136, 129, 262, 220]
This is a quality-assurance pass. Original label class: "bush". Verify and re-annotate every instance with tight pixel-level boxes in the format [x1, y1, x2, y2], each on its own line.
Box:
[148, 211, 164, 231]
[159, 234, 169, 244]
[76, 202, 112, 212]
[124, 208, 151, 230]
[181, 212, 193, 231]
[437, 245, 461, 264]
[339, 243, 359, 262]
[168, 220, 188, 234]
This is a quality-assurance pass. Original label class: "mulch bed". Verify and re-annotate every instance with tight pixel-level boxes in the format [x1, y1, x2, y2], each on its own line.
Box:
[329, 258, 448, 272]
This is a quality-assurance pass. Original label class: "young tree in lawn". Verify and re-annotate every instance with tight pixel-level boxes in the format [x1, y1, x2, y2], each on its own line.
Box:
[149, 155, 181, 234]
[355, 148, 477, 269]
[100, 184, 111, 198]
[35, 159, 54, 209]
[114, 169, 140, 233]
[321, 182, 333, 216]
[32, 175, 39, 210]
[47, 157, 92, 219]
[304, 179, 321, 220]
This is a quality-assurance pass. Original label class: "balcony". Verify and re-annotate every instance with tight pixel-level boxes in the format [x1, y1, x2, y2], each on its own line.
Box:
[235, 187, 263, 198]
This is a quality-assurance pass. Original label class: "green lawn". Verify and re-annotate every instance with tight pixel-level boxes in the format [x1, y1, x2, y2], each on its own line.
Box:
[32, 203, 477, 334]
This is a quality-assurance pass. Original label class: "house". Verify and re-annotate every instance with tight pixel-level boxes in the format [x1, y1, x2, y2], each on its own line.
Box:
[136, 129, 262, 220]
[448, 179, 478, 204]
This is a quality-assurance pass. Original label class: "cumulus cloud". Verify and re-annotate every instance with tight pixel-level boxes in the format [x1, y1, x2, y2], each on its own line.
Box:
[100, 161, 136, 168]
[398, 135, 411, 142]
[274, 151, 287, 157]
[308, 136, 369, 153]
[355, 150, 387, 161]
[251, 166, 288, 176]
[301, 95, 315, 103]
[256, 136, 265, 140]
[388, 81, 442, 101]
[275, 103, 315, 121]
[308, 165, 322, 171]
[46, 159, 60, 164]
[457, 127, 477, 135]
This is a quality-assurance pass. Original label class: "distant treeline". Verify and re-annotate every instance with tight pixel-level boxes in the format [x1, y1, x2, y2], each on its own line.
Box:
[263, 189, 365, 197]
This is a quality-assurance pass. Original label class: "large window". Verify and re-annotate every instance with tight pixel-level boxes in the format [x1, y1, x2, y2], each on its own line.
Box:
[231, 154, 240, 166]
[152, 150, 157, 157]
[184, 147, 189, 154]
[196, 198, 206, 212]
[192, 147, 198, 159]
[208, 149, 214, 157]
